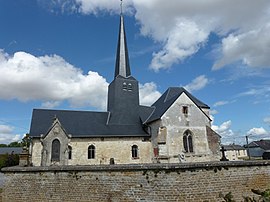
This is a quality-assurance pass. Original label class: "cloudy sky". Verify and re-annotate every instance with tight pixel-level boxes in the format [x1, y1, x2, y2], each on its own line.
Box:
[1, 0, 270, 144]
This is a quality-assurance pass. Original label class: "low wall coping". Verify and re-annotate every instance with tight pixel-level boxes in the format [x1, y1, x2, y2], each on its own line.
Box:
[2, 160, 270, 173]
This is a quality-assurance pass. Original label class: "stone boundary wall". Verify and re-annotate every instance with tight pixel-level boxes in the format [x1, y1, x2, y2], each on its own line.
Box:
[1, 161, 270, 202]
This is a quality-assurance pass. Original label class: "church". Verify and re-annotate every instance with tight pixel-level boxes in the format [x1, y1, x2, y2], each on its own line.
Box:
[29, 12, 221, 166]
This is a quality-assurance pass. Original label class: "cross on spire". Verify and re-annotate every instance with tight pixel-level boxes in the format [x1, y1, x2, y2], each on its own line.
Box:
[120, 0, 123, 15]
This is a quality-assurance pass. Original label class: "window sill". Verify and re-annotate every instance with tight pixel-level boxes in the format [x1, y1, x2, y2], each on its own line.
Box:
[183, 153, 194, 157]
[157, 155, 169, 159]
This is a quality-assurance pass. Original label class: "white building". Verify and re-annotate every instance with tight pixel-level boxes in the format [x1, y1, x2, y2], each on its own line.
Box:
[223, 144, 247, 161]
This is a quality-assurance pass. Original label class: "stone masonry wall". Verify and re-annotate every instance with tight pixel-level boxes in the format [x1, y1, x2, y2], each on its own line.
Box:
[32, 137, 153, 166]
[2, 161, 270, 202]
[159, 93, 215, 163]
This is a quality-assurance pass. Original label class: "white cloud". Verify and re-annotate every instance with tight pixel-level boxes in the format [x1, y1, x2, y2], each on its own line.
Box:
[212, 120, 233, 135]
[139, 82, 161, 106]
[212, 120, 234, 143]
[247, 127, 269, 136]
[264, 117, 270, 125]
[239, 86, 270, 97]
[37, 0, 79, 14]
[75, 0, 134, 15]
[133, 0, 270, 70]
[41, 101, 62, 108]
[246, 127, 270, 142]
[0, 49, 161, 109]
[0, 124, 22, 144]
[149, 19, 208, 71]
[184, 75, 208, 92]
[210, 109, 218, 115]
[11, 134, 21, 142]
[212, 123, 270, 144]
[0, 125, 13, 134]
[237, 85, 270, 105]
[212, 120, 270, 144]
[209, 110, 218, 125]
[0, 50, 109, 110]
[43, 0, 270, 70]
[213, 100, 229, 107]
[213, 25, 270, 70]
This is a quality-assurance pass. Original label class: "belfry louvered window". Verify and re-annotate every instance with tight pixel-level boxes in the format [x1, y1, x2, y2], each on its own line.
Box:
[123, 82, 127, 91]
[127, 83, 132, 91]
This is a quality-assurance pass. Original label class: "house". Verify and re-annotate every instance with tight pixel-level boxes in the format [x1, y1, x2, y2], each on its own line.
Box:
[28, 12, 221, 166]
[222, 144, 247, 161]
[246, 139, 270, 159]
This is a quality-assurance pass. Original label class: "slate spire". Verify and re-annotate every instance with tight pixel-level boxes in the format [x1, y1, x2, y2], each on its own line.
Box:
[107, 1, 140, 126]
[114, 1, 131, 78]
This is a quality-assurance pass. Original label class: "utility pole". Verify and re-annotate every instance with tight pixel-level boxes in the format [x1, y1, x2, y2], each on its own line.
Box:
[246, 135, 250, 160]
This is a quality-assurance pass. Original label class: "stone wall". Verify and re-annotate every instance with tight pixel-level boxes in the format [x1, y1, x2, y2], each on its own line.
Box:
[206, 126, 221, 159]
[32, 137, 153, 166]
[158, 93, 218, 163]
[2, 161, 270, 202]
[40, 119, 71, 166]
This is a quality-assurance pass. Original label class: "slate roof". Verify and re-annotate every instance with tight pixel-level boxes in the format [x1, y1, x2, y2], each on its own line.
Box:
[29, 15, 151, 139]
[222, 144, 245, 151]
[29, 15, 211, 139]
[139, 105, 154, 123]
[145, 87, 210, 123]
[114, 14, 131, 78]
[29, 109, 149, 138]
[0, 147, 23, 155]
[248, 140, 270, 150]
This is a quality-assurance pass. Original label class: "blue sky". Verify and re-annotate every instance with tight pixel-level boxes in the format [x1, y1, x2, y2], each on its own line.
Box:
[1, 0, 270, 144]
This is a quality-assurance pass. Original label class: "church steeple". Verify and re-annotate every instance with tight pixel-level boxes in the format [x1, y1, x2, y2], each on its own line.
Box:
[107, 1, 141, 126]
[114, 2, 131, 78]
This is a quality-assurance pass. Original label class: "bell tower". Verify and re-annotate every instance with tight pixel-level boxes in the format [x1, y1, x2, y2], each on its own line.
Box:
[107, 3, 141, 126]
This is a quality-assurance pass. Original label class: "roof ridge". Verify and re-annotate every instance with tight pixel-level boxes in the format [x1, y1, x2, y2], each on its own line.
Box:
[164, 88, 172, 103]
[33, 108, 108, 114]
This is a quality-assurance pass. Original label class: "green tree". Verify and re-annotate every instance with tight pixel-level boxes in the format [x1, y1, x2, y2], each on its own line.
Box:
[8, 141, 22, 147]
[21, 133, 31, 149]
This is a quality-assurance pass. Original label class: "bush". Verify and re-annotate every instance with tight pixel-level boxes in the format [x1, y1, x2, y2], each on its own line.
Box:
[220, 189, 270, 202]
[0, 153, 19, 169]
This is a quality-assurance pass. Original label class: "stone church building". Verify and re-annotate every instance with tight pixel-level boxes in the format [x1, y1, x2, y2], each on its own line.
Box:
[29, 13, 221, 166]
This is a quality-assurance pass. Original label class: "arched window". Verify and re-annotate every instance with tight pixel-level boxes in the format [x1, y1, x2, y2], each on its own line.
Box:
[88, 145, 95, 159]
[51, 139, 60, 161]
[131, 145, 139, 159]
[68, 145, 72, 160]
[183, 131, 193, 153]
[127, 83, 132, 91]
[123, 82, 127, 91]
